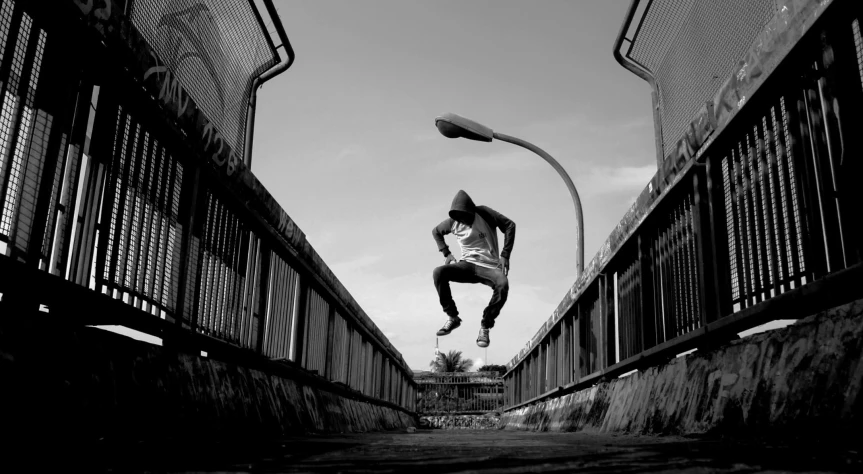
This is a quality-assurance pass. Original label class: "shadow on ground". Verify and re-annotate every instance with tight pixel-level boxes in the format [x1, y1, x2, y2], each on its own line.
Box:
[15, 430, 862, 473]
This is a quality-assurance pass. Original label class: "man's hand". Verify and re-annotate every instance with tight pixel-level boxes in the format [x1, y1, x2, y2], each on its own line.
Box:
[445, 254, 457, 265]
[500, 257, 509, 276]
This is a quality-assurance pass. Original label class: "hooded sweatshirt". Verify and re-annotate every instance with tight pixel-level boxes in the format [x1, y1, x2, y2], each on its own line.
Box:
[432, 190, 516, 269]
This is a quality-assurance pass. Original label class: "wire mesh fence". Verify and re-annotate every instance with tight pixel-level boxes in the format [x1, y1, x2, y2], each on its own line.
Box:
[0, 0, 416, 413]
[128, 0, 278, 155]
[624, 0, 779, 153]
[507, 0, 863, 409]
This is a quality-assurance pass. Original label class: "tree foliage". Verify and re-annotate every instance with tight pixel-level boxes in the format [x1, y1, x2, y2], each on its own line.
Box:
[429, 350, 474, 372]
[476, 364, 507, 375]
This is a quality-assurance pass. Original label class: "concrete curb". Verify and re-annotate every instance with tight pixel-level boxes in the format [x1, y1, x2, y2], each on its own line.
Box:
[500, 298, 863, 436]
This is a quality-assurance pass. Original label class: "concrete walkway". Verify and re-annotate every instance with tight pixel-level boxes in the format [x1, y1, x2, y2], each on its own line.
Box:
[83, 430, 860, 473]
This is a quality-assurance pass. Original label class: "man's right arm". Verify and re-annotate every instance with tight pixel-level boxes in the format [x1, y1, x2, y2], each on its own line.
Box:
[432, 218, 454, 257]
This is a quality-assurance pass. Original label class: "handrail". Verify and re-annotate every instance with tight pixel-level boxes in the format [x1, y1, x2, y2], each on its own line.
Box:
[503, 0, 852, 410]
[612, 0, 653, 84]
[244, 0, 297, 169]
[612, 0, 665, 165]
[0, 0, 416, 413]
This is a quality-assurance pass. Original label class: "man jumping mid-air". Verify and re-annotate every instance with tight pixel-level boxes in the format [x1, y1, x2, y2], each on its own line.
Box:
[432, 190, 516, 347]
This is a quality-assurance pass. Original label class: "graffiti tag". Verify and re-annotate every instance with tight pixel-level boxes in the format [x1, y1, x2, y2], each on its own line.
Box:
[73, 0, 111, 20]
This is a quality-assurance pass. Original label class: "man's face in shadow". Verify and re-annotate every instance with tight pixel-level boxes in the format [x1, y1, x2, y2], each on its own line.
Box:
[451, 210, 475, 226]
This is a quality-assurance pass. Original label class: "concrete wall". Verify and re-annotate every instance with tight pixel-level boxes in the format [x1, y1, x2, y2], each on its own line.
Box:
[0, 315, 416, 451]
[500, 298, 863, 437]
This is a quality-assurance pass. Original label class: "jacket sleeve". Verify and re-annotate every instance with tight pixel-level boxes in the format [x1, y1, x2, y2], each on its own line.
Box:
[432, 218, 454, 256]
[479, 206, 516, 259]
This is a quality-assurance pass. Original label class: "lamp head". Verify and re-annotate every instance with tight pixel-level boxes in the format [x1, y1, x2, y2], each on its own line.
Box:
[434, 113, 494, 142]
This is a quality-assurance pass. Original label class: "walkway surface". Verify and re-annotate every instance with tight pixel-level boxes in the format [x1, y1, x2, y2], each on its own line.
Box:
[81, 429, 860, 473]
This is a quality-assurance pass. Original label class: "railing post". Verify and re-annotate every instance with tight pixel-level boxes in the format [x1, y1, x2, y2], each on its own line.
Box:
[254, 244, 271, 354]
[692, 163, 722, 325]
[292, 274, 309, 364]
[821, 13, 863, 266]
[171, 165, 202, 336]
[602, 273, 616, 367]
[25, 26, 85, 271]
[46, 79, 94, 281]
[788, 84, 829, 279]
[638, 232, 657, 351]
[323, 302, 336, 379]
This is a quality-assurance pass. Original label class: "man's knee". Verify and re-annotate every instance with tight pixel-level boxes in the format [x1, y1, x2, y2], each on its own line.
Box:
[494, 274, 509, 292]
[432, 265, 446, 282]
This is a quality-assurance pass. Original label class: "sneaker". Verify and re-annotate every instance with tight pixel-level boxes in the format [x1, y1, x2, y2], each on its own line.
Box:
[436, 317, 462, 336]
[476, 328, 490, 347]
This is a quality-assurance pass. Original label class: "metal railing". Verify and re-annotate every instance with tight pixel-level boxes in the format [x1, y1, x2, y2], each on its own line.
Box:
[504, 0, 863, 410]
[0, 0, 415, 412]
[415, 372, 504, 415]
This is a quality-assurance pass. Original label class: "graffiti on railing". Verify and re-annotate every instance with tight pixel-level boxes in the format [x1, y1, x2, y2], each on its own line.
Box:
[152, 1, 227, 121]
[1, 0, 418, 410]
[72, 0, 240, 179]
[143, 55, 191, 118]
[72, 0, 111, 21]
[506, 0, 839, 372]
[658, 0, 834, 192]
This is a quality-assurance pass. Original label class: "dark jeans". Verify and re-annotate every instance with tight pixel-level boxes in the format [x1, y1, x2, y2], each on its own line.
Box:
[432, 261, 509, 329]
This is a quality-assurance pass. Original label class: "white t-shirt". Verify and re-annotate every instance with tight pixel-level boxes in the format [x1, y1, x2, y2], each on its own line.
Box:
[451, 212, 500, 269]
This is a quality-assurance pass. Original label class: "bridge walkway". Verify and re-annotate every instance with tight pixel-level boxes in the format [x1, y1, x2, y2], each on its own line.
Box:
[75, 430, 861, 473]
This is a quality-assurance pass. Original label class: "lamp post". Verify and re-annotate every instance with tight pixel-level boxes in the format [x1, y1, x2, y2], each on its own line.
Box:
[434, 112, 584, 278]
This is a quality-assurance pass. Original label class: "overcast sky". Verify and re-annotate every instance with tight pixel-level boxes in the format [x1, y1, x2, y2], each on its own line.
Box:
[251, 0, 657, 371]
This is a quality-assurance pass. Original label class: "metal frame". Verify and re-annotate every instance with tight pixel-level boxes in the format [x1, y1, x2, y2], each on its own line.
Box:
[0, 0, 415, 414]
[613, 0, 665, 168]
[244, 0, 297, 169]
[506, 0, 863, 411]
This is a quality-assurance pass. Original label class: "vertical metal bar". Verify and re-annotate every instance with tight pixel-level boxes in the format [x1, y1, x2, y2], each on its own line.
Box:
[104, 112, 131, 293]
[829, 17, 863, 265]
[693, 161, 722, 324]
[127, 130, 150, 307]
[269, 256, 284, 357]
[278, 260, 291, 357]
[26, 21, 84, 267]
[152, 152, 173, 310]
[659, 225, 673, 341]
[791, 90, 827, 279]
[732, 145, 754, 307]
[323, 301, 336, 379]
[814, 75, 847, 271]
[92, 109, 122, 293]
[603, 273, 616, 367]
[759, 117, 782, 296]
[292, 273, 309, 363]
[707, 153, 734, 317]
[773, 104, 801, 288]
[254, 243, 271, 353]
[133, 134, 155, 305]
[47, 79, 93, 279]
[746, 133, 767, 302]
[144, 147, 167, 307]
[186, 184, 210, 333]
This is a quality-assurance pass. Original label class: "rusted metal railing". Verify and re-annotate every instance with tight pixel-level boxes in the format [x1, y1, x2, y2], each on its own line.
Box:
[505, 0, 863, 410]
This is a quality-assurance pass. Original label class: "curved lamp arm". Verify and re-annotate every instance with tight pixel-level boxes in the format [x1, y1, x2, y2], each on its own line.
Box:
[493, 132, 584, 278]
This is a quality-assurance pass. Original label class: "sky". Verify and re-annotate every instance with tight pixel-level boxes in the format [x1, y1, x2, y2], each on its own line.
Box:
[250, 0, 658, 371]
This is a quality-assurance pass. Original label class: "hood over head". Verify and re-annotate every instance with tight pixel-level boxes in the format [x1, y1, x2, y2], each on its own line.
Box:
[449, 190, 476, 223]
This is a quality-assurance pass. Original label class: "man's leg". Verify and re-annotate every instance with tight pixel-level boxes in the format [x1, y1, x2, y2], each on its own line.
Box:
[475, 266, 509, 329]
[432, 261, 478, 317]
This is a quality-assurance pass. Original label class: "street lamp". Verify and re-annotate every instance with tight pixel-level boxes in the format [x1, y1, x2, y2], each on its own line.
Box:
[434, 112, 584, 278]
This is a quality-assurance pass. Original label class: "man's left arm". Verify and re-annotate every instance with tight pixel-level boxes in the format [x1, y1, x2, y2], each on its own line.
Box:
[479, 206, 516, 273]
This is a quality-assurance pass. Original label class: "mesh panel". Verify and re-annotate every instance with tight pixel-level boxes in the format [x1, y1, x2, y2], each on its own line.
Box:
[626, 0, 779, 153]
[129, 0, 278, 154]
